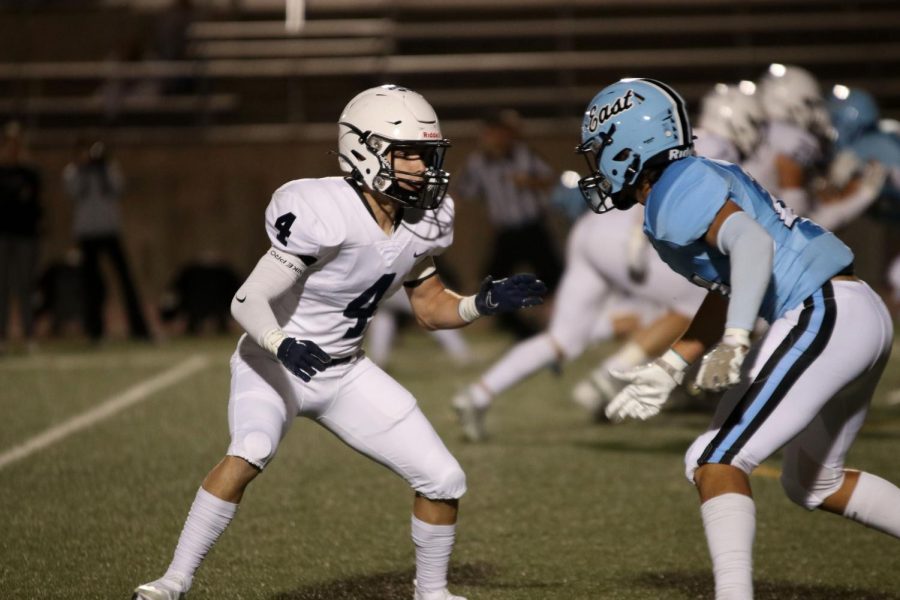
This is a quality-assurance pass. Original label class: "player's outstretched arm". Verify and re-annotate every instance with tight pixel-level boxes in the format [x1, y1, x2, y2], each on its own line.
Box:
[231, 248, 331, 381]
[406, 271, 547, 330]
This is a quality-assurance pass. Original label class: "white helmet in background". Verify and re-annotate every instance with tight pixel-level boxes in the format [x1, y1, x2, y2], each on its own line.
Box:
[758, 64, 831, 138]
[338, 84, 450, 210]
[699, 83, 766, 159]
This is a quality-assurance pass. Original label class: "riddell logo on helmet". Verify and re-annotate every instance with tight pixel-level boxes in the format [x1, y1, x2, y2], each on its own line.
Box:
[588, 89, 636, 132]
[421, 131, 441, 139]
[668, 148, 692, 160]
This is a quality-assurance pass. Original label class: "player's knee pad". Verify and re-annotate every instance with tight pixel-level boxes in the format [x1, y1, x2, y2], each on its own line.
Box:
[780, 448, 845, 510]
[227, 426, 279, 470]
[416, 461, 467, 500]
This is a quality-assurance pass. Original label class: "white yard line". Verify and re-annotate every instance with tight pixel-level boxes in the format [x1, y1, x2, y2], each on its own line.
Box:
[0, 352, 192, 371]
[0, 354, 211, 471]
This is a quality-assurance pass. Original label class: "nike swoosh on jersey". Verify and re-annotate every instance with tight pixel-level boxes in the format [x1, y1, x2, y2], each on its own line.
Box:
[236, 295, 247, 303]
[413, 250, 428, 258]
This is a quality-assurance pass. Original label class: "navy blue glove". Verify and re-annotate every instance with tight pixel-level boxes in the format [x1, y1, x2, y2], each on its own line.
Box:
[475, 274, 547, 316]
[276, 338, 332, 382]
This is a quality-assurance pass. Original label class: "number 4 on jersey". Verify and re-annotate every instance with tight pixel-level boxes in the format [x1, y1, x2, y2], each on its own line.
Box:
[343, 273, 396, 338]
[275, 212, 297, 245]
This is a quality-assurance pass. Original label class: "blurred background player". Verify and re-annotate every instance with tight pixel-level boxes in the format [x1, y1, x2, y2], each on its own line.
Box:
[132, 84, 546, 600]
[828, 84, 900, 219]
[451, 197, 705, 441]
[367, 287, 473, 369]
[697, 74, 886, 232]
[0, 121, 42, 354]
[579, 78, 900, 600]
[454, 109, 563, 339]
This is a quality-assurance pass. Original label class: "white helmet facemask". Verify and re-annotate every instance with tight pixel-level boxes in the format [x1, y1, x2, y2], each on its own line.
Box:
[337, 85, 450, 210]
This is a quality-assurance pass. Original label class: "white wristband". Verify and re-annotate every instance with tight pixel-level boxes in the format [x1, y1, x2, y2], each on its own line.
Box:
[457, 295, 481, 323]
[261, 328, 286, 356]
[661, 348, 689, 370]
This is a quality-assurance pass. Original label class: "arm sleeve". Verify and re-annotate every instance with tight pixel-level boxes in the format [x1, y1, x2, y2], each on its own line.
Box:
[716, 211, 774, 331]
[231, 248, 307, 355]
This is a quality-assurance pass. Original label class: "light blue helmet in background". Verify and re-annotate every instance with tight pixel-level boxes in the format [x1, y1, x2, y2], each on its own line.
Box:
[577, 78, 693, 213]
[828, 85, 880, 148]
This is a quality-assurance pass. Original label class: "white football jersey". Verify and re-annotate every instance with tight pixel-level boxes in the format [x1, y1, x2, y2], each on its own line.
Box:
[567, 207, 705, 317]
[263, 176, 454, 358]
[693, 129, 741, 164]
[742, 121, 822, 194]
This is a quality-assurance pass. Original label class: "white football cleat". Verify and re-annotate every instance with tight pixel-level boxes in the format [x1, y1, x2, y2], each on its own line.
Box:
[570, 367, 623, 421]
[132, 574, 187, 600]
[452, 389, 487, 442]
[414, 583, 468, 600]
[453, 389, 487, 442]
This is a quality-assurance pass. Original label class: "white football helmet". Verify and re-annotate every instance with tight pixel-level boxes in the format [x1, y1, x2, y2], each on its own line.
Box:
[338, 84, 450, 210]
[698, 83, 766, 159]
[758, 64, 831, 138]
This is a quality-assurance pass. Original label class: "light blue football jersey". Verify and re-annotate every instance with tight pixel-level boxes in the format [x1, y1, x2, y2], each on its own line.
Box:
[643, 156, 854, 322]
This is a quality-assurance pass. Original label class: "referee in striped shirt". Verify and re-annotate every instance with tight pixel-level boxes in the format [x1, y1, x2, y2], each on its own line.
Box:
[455, 111, 563, 338]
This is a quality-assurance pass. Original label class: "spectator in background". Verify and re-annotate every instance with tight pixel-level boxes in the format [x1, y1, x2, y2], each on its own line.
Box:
[63, 140, 150, 342]
[0, 121, 42, 353]
[34, 247, 86, 338]
[454, 110, 563, 338]
[159, 251, 241, 335]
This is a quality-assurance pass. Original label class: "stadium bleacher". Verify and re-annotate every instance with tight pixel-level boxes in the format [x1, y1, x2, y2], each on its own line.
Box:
[1, 0, 898, 132]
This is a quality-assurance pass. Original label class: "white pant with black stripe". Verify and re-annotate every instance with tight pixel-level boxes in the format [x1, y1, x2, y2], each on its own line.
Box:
[685, 280, 892, 501]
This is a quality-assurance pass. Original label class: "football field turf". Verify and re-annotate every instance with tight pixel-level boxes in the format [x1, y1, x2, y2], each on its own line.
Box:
[1, 330, 899, 599]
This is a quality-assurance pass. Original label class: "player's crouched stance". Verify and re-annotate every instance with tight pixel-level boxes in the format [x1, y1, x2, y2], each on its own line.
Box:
[578, 79, 900, 600]
[132, 85, 546, 600]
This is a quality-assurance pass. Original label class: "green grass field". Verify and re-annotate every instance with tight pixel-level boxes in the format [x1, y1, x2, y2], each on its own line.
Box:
[1, 329, 899, 600]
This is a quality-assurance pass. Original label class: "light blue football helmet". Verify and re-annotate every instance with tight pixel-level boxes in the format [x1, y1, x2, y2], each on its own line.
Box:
[577, 78, 694, 213]
[828, 86, 880, 148]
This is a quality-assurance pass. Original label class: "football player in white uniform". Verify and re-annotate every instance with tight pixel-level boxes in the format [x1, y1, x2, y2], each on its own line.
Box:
[695, 83, 766, 165]
[132, 85, 546, 600]
[452, 202, 705, 441]
[699, 74, 885, 231]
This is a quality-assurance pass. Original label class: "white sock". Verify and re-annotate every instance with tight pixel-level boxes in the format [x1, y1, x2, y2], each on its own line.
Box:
[164, 487, 238, 591]
[843, 472, 900, 538]
[701, 493, 755, 600]
[601, 341, 647, 373]
[411, 515, 456, 593]
[479, 333, 558, 402]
